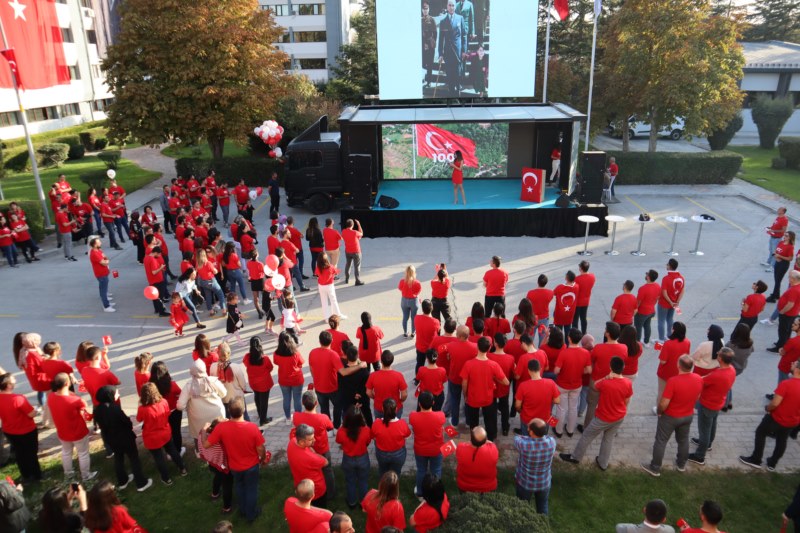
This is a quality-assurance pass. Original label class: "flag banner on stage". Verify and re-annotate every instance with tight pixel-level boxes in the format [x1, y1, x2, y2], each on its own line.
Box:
[415, 123, 479, 168]
[520, 167, 545, 203]
[0, 0, 70, 89]
[554, 0, 569, 20]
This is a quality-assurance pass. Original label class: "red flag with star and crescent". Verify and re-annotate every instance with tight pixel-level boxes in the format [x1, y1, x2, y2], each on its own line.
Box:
[415, 124, 479, 168]
[0, 0, 70, 90]
[520, 167, 545, 203]
[554, 0, 569, 21]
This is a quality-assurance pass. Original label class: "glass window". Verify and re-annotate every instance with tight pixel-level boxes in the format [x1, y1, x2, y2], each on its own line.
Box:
[80, 0, 93, 7]
[293, 31, 326, 43]
[297, 4, 325, 15]
[91, 98, 114, 112]
[298, 58, 326, 69]
[60, 103, 81, 117]
[86, 30, 97, 44]
[0, 111, 20, 127]
[91, 65, 103, 79]
[278, 33, 291, 43]
[25, 106, 59, 122]
[61, 27, 74, 43]
[262, 4, 289, 16]
[289, 150, 323, 170]
[68, 65, 81, 80]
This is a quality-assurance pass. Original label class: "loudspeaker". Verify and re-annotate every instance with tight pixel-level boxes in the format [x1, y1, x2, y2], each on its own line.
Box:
[376, 195, 399, 209]
[555, 193, 571, 208]
[346, 154, 372, 209]
[579, 151, 606, 204]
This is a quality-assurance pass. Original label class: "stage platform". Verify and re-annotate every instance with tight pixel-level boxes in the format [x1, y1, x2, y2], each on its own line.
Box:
[340, 179, 609, 238]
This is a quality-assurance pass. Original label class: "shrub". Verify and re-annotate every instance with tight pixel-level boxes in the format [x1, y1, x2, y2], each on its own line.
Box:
[0, 200, 45, 241]
[5, 150, 30, 172]
[97, 150, 122, 170]
[0, 144, 5, 181]
[772, 157, 788, 170]
[751, 96, 794, 149]
[601, 151, 742, 184]
[94, 137, 108, 150]
[778, 137, 800, 169]
[79, 131, 97, 151]
[438, 492, 553, 533]
[56, 135, 82, 148]
[36, 143, 69, 167]
[707, 112, 744, 151]
[67, 144, 86, 161]
[174, 157, 283, 186]
[79, 170, 108, 193]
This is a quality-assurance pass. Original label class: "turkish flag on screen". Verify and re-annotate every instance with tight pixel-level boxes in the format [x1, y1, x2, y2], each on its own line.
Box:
[0, 0, 70, 89]
[554, 0, 569, 20]
[520, 168, 545, 203]
[416, 124, 479, 168]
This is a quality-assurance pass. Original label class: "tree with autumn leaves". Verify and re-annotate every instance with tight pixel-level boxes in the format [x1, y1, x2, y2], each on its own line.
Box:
[102, 0, 288, 159]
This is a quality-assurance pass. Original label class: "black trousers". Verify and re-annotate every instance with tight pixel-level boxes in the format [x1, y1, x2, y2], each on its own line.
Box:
[572, 306, 589, 334]
[415, 350, 427, 376]
[496, 394, 510, 433]
[317, 391, 342, 428]
[484, 296, 505, 318]
[737, 315, 758, 332]
[772, 260, 792, 299]
[6, 430, 40, 481]
[169, 409, 183, 451]
[113, 440, 149, 488]
[778, 314, 798, 348]
[253, 390, 271, 426]
[465, 401, 498, 441]
[148, 440, 185, 482]
[152, 280, 168, 314]
[211, 465, 234, 509]
[751, 414, 792, 468]
[431, 297, 452, 323]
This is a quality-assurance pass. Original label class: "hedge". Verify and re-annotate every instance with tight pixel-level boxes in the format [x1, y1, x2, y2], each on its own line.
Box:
[600, 151, 742, 184]
[752, 96, 794, 149]
[174, 157, 284, 186]
[36, 143, 69, 167]
[0, 199, 46, 241]
[438, 492, 553, 533]
[68, 144, 86, 161]
[98, 150, 121, 170]
[79, 131, 97, 151]
[778, 137, 800, 170]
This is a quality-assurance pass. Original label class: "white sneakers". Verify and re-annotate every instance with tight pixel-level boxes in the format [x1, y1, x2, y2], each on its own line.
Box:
[243, 299, 252, 305]
[104, 307, 116, 313]
[760, 318, 775, 326]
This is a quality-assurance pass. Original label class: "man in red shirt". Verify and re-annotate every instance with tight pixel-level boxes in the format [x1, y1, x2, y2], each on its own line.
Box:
[741, 359, 800, 471]
[607, 156, 619, 197]
[216, 180, 231, 226]
[287, 424, 329, 507]
[769, 270, 800, 352]
[461, 337, 509, 441]
[553, 271, 579, 335]
[763, 206, 788, 270]
[527, 274, 554, 345]
[554, 329, 592, 437]
[0, 373, 42, 482]
[483, 255, 508, 313]
[233, 178, 250, 213]
[143, 247, 170, 317]
[688, 348, 736, 466]
[284, 479, 332, 533]
[48, 372, 96, 481]
[323, 218, 343, 273]
[635, 269, 660, 346]
[203, 398, 266, 523]
[611, 280, 637, 328]
[89, 237, 115, 313]
[573, 260, 596, 334]
[55, 203, 78, 261]
[267, 224, 281, 257]
[455, 426, 498, 493]
[442, 326, 477, 427]
[341, 219, 364, 285]
[414, 299, 441, 376]
[308, 331, 344, 427]
[641, 355, 702, 476]
[560, 356, 632, 470]
[287, 216, 308, 280]
[514, 334, 548, 386]
[582, 322, 627, 430]
[656, 259, 685, 343]
[293, 391, 336, 501]
[408, 391, 446, 496]
[109, 191, 130, 245]
[488, 334, 515, 436]
[366, 350, 408, 419]
[514, 358, 559, 435]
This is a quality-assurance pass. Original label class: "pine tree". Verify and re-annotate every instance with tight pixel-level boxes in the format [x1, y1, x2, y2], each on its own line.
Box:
[326, 0, 378, 104]
[745, 0, 800, 42]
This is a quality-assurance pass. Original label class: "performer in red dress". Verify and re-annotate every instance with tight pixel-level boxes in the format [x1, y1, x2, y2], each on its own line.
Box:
[449, 150, 466, 205]
[549, 146, 561, 184]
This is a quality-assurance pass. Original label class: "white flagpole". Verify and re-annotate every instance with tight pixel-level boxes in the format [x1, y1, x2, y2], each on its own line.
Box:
[411, 124, 418, 180]
[0, 19, 51, 226]
[542, 0, 553, 103]
[584, 3, 600, 151]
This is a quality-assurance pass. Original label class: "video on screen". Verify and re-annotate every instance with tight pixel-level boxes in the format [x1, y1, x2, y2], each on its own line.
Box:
[382, 123, 509, 180]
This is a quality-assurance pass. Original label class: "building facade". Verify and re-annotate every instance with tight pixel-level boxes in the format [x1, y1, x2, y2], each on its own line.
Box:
[740, 40, 800, 107]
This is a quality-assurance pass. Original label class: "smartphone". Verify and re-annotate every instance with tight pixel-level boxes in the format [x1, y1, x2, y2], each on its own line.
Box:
[71, 482, 79, 492]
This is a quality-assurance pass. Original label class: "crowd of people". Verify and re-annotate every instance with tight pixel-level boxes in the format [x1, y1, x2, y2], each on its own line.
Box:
[1, 171, 799, 532]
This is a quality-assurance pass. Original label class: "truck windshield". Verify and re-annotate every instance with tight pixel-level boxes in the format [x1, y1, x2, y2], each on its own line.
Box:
[289, 150, 323, 171]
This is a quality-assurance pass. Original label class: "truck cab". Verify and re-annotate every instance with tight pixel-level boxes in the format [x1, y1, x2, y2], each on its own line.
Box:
[284, 116, 344, 214]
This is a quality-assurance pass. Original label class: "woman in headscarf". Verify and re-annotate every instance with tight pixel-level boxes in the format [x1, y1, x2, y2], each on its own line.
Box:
[176, 359, 227, 454]
[691, 324, 725, 377]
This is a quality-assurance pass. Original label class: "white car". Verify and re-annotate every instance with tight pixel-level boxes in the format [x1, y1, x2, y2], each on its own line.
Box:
[607, 116, 685, 140]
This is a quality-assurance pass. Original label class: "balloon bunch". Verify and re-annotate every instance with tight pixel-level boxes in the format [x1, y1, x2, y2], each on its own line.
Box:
[254, 120, 284, 159]
[263, 254, 287, 292]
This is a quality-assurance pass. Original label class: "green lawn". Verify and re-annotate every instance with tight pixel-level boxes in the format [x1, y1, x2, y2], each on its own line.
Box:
[161, 140, 249, 159]
[729, 146, 800, 203]
[6, 447, 797, 533]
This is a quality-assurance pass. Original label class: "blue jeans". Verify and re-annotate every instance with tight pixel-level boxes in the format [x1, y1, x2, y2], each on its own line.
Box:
[198, 277, 225, 310]
[779, 370, 790, 384]
[92, 208, 103, 234]
[113, 217, 129, 242]
[342, 453, 370, 506]
[1, 245, 17, 267]
[578, 385, 589, 416]
[516, 483, 549, 515]
[280, 385, 302, 419]
[97, 275, 110, 308]
[536, 318, 549, 345]
[290, 264, 307, 290]
[401, 297, 419, 335]
[448, 381, 463, 426]
[232, 465, 260, 521]
[656, 306, 675, 341]
[182, 296, 201, 324]
[634, 312, 655, 344]
[694, 405, 719, 459]
[415, 454, 443, 495]
[375, 447, 406, 477]
[768, 236, 781, 267]
[103, 222, 118, 247]
[225, 268, 248, 299]
[297, 249, 305, 275]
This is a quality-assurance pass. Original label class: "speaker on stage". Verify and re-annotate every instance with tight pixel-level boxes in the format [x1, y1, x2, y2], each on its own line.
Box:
[346, 154, 372, 209]
[579, 151, 606, 204]
[555, 193, 571, 208]
[376, 195, 399, 209]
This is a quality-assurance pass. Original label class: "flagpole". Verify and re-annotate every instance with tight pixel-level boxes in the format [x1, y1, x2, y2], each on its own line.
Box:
[0, 18, 51, 227]
[584, 5, 599, 151]
[542, 0, 552, 103]
[412, 124, 418, 180]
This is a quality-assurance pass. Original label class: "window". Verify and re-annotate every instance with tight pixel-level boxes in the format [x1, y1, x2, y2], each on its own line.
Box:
[297, 4, 325, 15]
[61, 27, 74, 43]
[86, 30, 97, 44]
[25, 106, 59, 122]
[68, 65, 81, 80]
[278, 33, 291, 43]
[56, 0, 67, 3]
[91, 64, 103, 79]
[298, 58, 326, 69]
[80, 0, 93, 7]
[91, 98, 114, 112]
[261, 4, 289, 16]
[60, 103, 81, 117]
[293, 31, 326, 43]
[0, 111, 20, 128]
[289, 150, 323, 170]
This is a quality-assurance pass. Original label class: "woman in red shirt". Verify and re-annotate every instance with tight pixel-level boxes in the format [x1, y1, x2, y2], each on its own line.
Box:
[371, 399, 411, 477]
[357, 312, 384, 371]
[511, 298, 537, 337]
[273, 331, 305, 423]
[655, 322, 691, 410]
[192, 334, 219, 374]
[398, 265, 422, 338]
[149, 362, 184, 454]
[740, 280, 768, 330]
[415, 350, 447, 411]
[619, 325, 643, 381]
[0, 373, 41, 482]
[449, 150, 465, 205]
[465, 302, 485, 336]
[9, 212, 38, 262]
[221, 242, 249, 303]
[137, 383, 186, 484]
[244, 336, 274, 426]
[430, 266, 452, 322]
[316, 252, 343, 320]
[336, 406, 373, 508]
[362, 470, 406, 533]
[540, 327, 565, 380]
[768, 231, 796, 302]
[410, 474, 449, 533]
[195, 249, 226, 315]
[84, 480, 147, 533]
[484, 302, 511, 342]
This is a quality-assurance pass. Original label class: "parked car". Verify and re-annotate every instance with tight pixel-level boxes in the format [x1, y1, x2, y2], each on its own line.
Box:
[607, 115, 685, 140]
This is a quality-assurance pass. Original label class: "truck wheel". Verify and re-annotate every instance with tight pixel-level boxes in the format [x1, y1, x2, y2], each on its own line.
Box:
[670, 129, 683, 141]
[308, 193, 332, 214]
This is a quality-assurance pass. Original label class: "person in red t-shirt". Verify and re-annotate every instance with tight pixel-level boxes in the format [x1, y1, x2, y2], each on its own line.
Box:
[287, 424, 330, 507]
[655, 321, 691, 410]
[657, 258, 685, 343]
[323, 218, 343, 271]
[408, 391, 446, 496]
[560, 356, 632, 470]
[554, 329, 592, 437]
[635, 269, 661, 345]
[81, 346, 121, 407]
[48, 372, 96, 481]
[741, 360, 800, 471]
[688, 349, 736, 465]
[357, 312, 384, 371]
[553, 270, 580, 332]
[442, 326, 478, 426]
[455, 426, 498, 493]
[549, 145, 561, 183]
[583, 322, 627, 429]
[679, 500, 727, 533]
[293, 391, 336, 500]
[767, 231, 796, 302]
[740, 280, 768, 331]
[770, 270, 800, 352]
[342, 219, 364, 285]
[55, 203, 78, 260]
[461, 338, 509, 441]
[611, 280, 637, 327]
[528, 274, 555, 345]
[366, 351, 408, 418]
[284, 479, 333, 533]
[487, 334, 515, 436]
[244, 338, 275, 427]
[371, 399, 411, 478]
[416, 349, 448, 412]
[573, 260, 596, 334]
[137, 383, 187, 484]
[89, 237, 115, 312]
[0, 373, 42, 481]
[514, 358, 560, 434]
[430, 265, 452, 322]
[410, 474, 449, 533]
[399, 265, 423, 338]
[144, 247, 170, 317]
[642, 355, 702, 476]
[362, 471, 406, 533]
[763, 206, 789, 269]
[483, 255, 508, 314]
[414, 300, 441, 376]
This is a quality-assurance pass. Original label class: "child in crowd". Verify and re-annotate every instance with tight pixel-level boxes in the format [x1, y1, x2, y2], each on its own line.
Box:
[41, 341, 75, 391]
[281, 297, 304, 345]
[170, 292, 190, 337]
[225, 292, 245, 346]
[134, 352, 153, 396]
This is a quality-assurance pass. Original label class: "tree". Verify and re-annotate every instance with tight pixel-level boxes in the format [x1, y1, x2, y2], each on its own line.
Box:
[595, 0, 744, 152]
[326, 0, 378, 104]
[744, 0, 800, 42]
[707, 111, 743, 150]
[752, 96, 795, 149]
[102, 0, 288, 159]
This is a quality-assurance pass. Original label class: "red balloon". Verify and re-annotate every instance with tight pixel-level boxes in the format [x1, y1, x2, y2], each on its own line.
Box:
[144, 286, 159, 300]
[265, 254, 279, 271]
[268, 150, 276, 158]
[264, 278, 274, 292]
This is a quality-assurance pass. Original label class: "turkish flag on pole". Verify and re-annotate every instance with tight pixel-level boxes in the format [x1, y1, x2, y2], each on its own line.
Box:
[0, 49, 22, 88]
[0, 0, 70, 90]
[520, 168, 545, 203]
[554, 0, 569, 21]
[415, 124, 479, 168]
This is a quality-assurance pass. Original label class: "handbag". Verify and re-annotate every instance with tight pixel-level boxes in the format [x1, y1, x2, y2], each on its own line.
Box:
[191, 288, 205, 306]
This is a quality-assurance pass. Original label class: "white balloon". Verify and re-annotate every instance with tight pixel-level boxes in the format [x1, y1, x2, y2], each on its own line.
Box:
[106, 169, 116, 179]
[274, 147, 283, 157]
[272, 273, 286, 291]
[249, 190, 257, 201]
[253, 127, 261, 135]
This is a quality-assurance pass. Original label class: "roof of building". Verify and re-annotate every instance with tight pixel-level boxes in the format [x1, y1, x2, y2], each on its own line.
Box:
[338, 103, 585, 125]
[741, 40, 800, 72]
